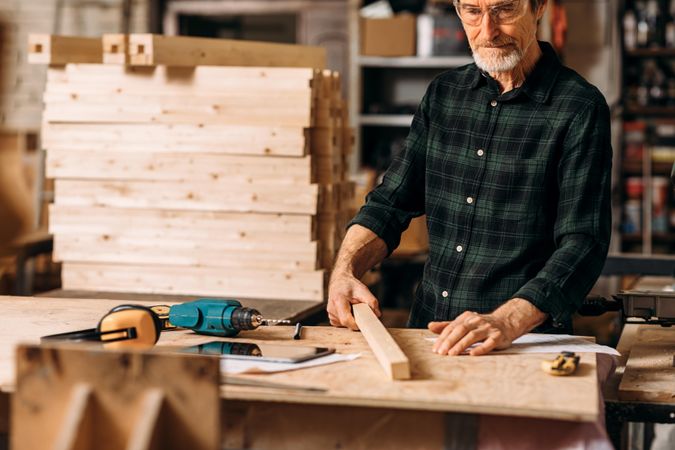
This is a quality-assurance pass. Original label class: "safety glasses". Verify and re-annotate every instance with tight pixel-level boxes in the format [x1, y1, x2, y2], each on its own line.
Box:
[453, 0, 529, 27]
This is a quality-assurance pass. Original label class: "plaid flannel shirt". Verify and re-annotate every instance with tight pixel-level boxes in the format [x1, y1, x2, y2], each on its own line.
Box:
[350, 42, 612, 332]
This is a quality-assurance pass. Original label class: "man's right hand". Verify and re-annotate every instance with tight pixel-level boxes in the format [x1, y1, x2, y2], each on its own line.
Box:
[327, 273, 381, 330]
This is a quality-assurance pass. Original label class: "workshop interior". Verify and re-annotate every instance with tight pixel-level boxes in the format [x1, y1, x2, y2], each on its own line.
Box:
[0, 0, 674, 449]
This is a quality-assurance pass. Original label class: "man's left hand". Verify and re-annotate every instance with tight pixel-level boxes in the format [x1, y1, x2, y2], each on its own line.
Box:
[429, 298, 548, 356]
[429, 311, 515, 356]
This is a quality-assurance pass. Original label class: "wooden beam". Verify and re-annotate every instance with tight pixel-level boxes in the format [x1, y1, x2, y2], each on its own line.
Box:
[102, 34, 129, 65]
[28, 35, 102, 65]
[48, 206, 316, 242]
[54, 179, 320, 215]
[61, 263, 325, 302]
[43, 123, 309, 157]
[128, 34, 326, 68]
[53, 233, 320, 271]
[353, 303, 411, 380]
[46, 150, 314, 185]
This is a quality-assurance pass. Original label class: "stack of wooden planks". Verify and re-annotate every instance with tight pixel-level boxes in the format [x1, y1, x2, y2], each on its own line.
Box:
[32, 34, 355, 303]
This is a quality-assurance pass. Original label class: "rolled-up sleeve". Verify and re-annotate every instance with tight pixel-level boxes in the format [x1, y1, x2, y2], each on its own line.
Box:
[512, 98, 612, 325]
[348, 83, 432, 254]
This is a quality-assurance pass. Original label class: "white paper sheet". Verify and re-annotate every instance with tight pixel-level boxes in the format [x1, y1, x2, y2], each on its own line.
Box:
[426, 333, 621, 356]
[220, 352, 361, 375]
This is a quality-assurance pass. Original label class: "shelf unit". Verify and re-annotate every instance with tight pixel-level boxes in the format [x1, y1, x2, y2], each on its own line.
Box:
[619, 0, 675, 255]
[348, 4, 472, 170]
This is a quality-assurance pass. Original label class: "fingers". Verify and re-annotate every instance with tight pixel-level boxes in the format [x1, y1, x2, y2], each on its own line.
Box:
[447, 327, 489, 356]
[428, 321, 451, 334]
[469, 336, 498, 356]
[327, 276, 380, 330]
[433, 322, 467, 354]
[431, 312, 498, 356]
[354, 284, 381, 317]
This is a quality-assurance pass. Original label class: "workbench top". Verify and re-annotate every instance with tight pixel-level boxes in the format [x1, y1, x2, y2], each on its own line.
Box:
[0, 295, 599, 423]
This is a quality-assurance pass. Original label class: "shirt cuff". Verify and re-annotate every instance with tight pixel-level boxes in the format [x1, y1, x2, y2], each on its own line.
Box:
[511, 278, 575, 328]
[347, 206, 402, 255]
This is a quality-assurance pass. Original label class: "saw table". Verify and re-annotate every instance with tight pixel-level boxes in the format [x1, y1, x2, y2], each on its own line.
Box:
[0, 295, 605, 448]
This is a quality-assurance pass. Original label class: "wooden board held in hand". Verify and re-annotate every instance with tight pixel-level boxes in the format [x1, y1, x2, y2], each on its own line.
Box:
[353, 303, 411, 380]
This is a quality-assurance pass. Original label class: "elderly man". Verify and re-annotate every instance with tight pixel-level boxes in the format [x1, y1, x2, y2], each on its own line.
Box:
[327, 0, 612, 356]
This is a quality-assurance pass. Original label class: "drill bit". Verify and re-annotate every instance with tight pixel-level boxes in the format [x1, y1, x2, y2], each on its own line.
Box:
[258, 317, 291, 326]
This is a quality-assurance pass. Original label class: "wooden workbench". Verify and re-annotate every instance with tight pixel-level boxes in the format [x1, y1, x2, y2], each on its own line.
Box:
[604, 324, 675, 449]
[0, 295, 602, 448]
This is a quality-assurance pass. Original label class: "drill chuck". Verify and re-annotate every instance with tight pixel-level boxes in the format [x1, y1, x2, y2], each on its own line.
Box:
[230, 307, 263, 331]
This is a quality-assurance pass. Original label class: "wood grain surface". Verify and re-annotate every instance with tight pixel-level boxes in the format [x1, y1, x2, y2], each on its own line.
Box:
[618, 326, 675, 403]
[0, 296, 599, 422]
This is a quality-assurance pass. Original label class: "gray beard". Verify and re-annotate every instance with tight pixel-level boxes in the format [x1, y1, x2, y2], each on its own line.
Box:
[472, 47, 524, 73]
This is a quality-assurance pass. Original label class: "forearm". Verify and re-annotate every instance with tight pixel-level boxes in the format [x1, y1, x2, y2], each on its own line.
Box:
[491, 298, 548, 341]
[331, 224, 388, 280]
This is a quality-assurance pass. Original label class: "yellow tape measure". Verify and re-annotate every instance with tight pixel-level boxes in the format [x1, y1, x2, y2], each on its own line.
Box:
[542, 351, 580, 376]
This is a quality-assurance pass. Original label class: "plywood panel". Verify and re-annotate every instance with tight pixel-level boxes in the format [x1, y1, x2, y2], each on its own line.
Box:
[0, 297, 597, 423]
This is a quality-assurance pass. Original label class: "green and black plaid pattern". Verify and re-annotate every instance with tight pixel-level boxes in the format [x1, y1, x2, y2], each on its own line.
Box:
[350, 42, 612, 332]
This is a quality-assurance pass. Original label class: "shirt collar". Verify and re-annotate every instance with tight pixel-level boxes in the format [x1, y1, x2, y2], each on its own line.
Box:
[469, 41, 562, 104]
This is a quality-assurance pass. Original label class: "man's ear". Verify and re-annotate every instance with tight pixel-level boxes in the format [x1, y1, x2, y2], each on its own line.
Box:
[536, 0, 549, 21]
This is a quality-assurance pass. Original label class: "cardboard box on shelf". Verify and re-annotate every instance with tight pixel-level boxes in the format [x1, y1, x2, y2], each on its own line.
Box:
[360, 14, 416, 57]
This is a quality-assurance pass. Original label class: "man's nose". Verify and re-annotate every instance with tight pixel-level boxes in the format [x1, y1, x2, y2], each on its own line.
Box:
[479, 11, 500, 42]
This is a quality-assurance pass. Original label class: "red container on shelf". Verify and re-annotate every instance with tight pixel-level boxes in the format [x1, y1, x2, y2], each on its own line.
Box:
[625, 177, 644, 199]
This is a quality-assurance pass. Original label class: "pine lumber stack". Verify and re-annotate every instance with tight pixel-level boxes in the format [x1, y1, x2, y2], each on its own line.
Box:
[34, 34, 354, 303]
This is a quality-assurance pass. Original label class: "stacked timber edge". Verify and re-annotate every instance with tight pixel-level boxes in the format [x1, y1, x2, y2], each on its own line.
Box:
[31, 34, 355, 303]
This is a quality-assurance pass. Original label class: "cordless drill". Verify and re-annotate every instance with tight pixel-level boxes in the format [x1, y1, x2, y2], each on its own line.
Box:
[168, 298, 289, 337]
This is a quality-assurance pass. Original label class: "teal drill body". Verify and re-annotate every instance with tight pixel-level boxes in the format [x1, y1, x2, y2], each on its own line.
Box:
[168, 298, 262, 337]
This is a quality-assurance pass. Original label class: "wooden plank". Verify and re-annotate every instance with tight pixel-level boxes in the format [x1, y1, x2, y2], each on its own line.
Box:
[618, 326, 675, 403]
[53, 234, 319, 271]
[54, 179, 320, 215]
[353, 303, 411, 380]
[43, 100, 318, 128]
[48, 205, 316, 242]
[128, 34, 326, 69]
[60, 263, 325, 302]
[46, 149, 314, 185]
[102, 34, 128, 64]
[43, 123, 308, 157]
[43, 89, 315, 110]
[27, 34, 102, 64]
[47, 65, 318, 93]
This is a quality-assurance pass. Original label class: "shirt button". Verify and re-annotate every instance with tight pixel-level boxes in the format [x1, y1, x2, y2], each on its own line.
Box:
[466, 197, 474, 204]
[456, 245, 463, 253]
[442, 290, 449, 298]
[477, 149, 485, 157]
[490, 99, 498, 107]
